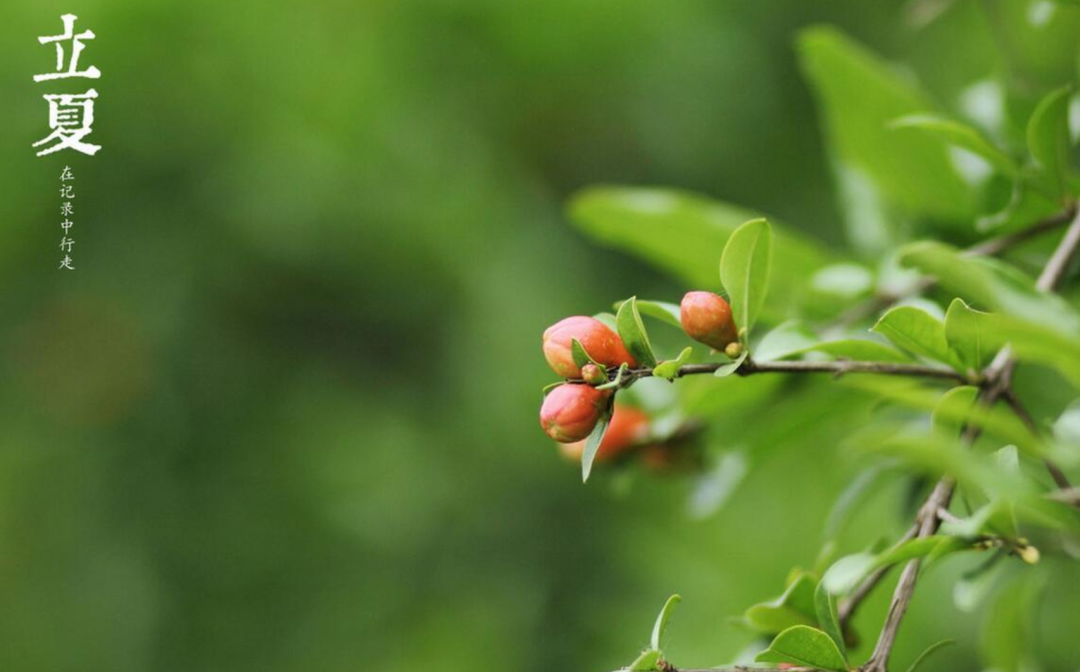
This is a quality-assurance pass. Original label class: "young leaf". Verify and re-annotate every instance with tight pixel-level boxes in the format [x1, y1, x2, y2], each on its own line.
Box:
[595, 362, 629, 390]
[889, 114, 1018, 178]
[616, 297, 658, 368]
[981, 312, 1080, 389]
[653, 347, 693, 382]
[714, 351, 748, 377]
[1027, 85, 1073, 198]
[744, 573, 818, 634]
[944, 299, 989, 372]
[570, 338, 602, 370]
[903, 639, 956, 672]
[650, 594, 682, 651]
[754, 321, 818, 362]
[720, 218, 772, 338]
[871, 306, 959, 368]
[813, 582, 847, 662]
[581, 409, 612, 483]
[754, 625, 848, 672]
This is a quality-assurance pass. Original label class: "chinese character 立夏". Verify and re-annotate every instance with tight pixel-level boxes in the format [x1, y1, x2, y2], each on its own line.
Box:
[34, 14, 101, 82]
[33, 89, 101, 157]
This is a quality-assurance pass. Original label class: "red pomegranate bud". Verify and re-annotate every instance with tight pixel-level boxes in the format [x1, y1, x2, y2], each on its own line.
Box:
[680, 291, 738, 350]
[540, 384, 610, 443]
[558, 404, 650, 462]
[542, 316, 636, 378]
[581, 363, 607, 385]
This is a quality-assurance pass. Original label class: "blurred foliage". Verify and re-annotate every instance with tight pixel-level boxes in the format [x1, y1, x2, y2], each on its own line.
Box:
[3, 1, 1080, 672]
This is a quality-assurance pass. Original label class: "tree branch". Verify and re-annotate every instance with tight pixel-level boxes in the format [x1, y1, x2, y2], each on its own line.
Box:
[608, 359, 970, 385]
[860, 208, 1080, 672]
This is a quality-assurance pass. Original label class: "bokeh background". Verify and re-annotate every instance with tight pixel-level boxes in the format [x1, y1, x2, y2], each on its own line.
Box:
[2, 1, 1080, 671]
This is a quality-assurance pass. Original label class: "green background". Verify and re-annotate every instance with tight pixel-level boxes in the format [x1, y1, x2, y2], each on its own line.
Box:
[2, 1, 1079, 671]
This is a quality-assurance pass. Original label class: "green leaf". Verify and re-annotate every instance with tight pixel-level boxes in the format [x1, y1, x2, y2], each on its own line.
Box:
[1027, 85, 1073, 198]
[650, 594, 682, 651]
[903, 639, 956, 672]
[932, 386, 979, 438]
[797, 26, 975, 224]
[824, 464, 892, 539]
[890, 114, 1018, 178]
[981, 572, 1045, 672]
[822, 537, 969, 595]
[754, 321, 818, 362]
[821, 553, 877, 595]
[568, 187, 829, 321]
[898, 241, 1080, 335]
[631, 300, 683, 329]
[982, 312, 1080, 389]
[871, 306, 959, 368]
[616, 297, 658, 368]
[581, 408, 613, 483]
[720, 218, 773, 338]
[653, 347, 693, 382]
[744, 573, 818, 634]
[714, 351, 748, 377]
[810, 340, 912, 363]
[944, 299, 990, 372]
[595, 362, 630, 390]
[754, 625, 848, 672]
[814, 582, 847, 662]
[626, 649, 661, 672]
[570, 338, 603, 370]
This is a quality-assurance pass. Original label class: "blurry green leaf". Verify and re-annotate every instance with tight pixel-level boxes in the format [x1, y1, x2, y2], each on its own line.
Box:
[1027, 85, 1073, 198]
[688, 451, 748, 519]
[593, 311, 618, 331]
[650, 594, 682, 651]
[581, 411, 612, 483]
[631, 300, 683, 329]
[541, 382, 563, 396]
[755, 321, 818, 362]
[616, 297, 658, 368]
[626, 649, 661, 672]
[797, 26, 974, 223]
[720, 218, 772, 337]
[932, 386, 979, 438]
[899, 241, 1080, 334]
[982, 312, 1080, 388]
[872, 306, 959, 368]
[903, 639, 956, 672]
[811, 262, 874, 299]
[980, 571, 1045, 672]
[945, 299, 990, 372]
[715, 352, 748, 377]
[890, 114, 1018, 178]
[821, 553, 877, 595]
[653, 347, 693, 382]
[744, 573, 818, 634]
[814, 582, 847, 662]
[569, 188, 829, 322]
[571, 338, 602, 370]
[755, 625, 848, 671]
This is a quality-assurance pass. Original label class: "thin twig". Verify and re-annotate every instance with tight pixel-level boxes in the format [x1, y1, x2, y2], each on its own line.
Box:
[599, 359, 970, 385]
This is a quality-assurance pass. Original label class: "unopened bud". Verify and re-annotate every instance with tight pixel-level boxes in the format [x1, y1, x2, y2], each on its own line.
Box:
[540, 384, 611, 443]
[542, 316, 636, 379]
[1018, 544, 1040, 565]
[724, 342, 743, 358]
[580, 363, 607, 385]
[680, 292, 738, 351]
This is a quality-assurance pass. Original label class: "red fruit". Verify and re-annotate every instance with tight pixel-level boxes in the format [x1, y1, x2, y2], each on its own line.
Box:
[540, 384, 611, 443]
[680, 291, 738, 350]
[542, 316, 636, 379]
[558, 404, 650, 462]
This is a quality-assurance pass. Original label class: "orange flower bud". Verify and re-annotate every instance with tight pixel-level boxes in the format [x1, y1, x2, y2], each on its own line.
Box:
[540, 384, 611, 443]
[558, 404, 650, 462]
[680, 291, 738, 350]
[542, 316, 636, 378]
[580, 363, 607, 385]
